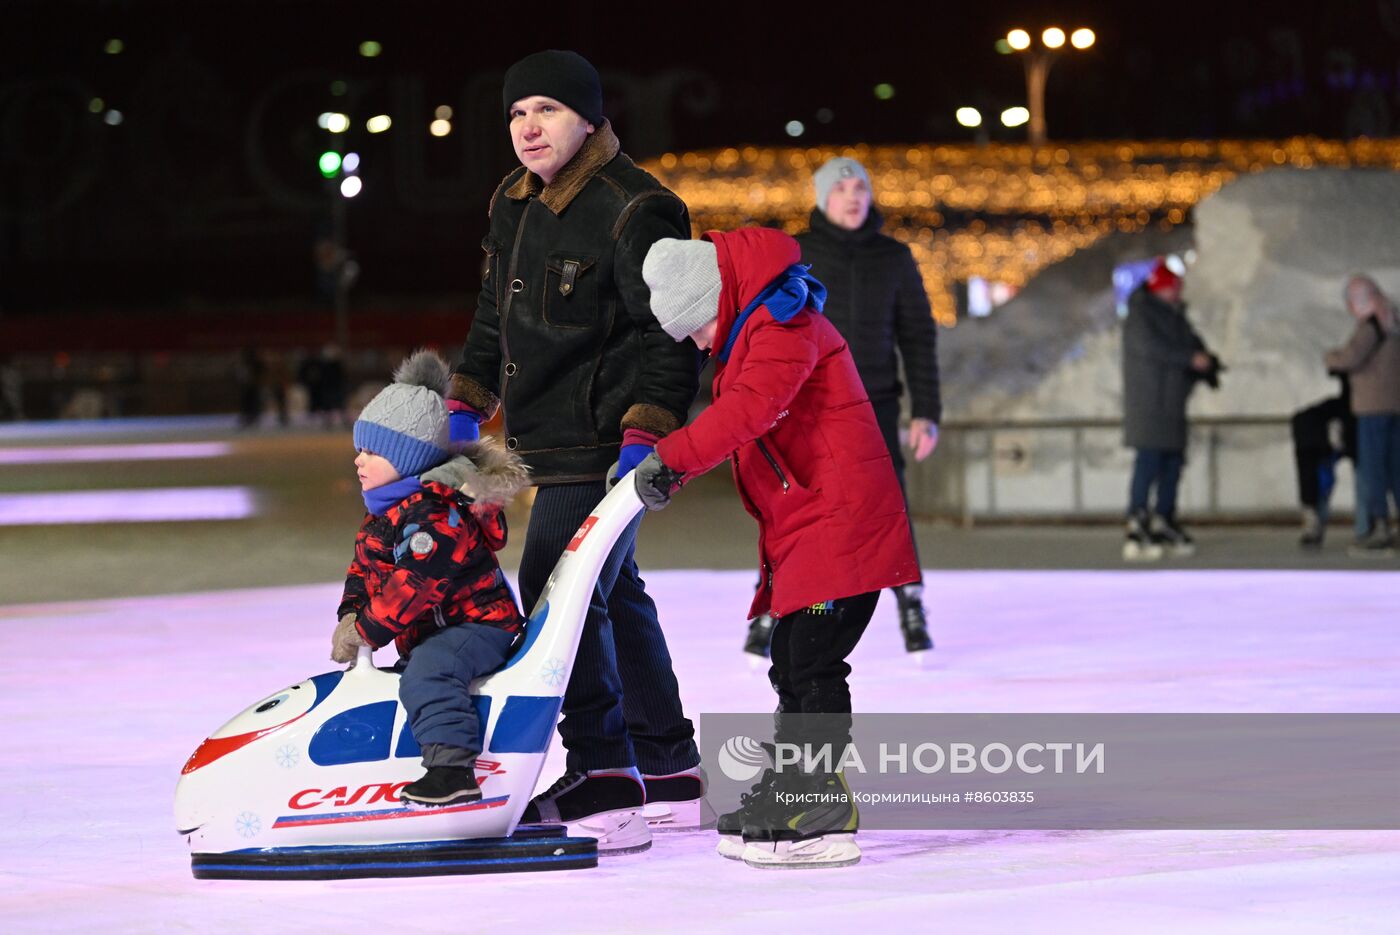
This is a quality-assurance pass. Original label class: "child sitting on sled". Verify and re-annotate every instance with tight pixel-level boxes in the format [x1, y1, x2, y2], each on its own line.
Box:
[333, 350, 530, 806]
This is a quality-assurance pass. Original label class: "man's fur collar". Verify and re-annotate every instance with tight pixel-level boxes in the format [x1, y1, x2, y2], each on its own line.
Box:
[505, 120, 622, 214]
[420, 435, 530, 506]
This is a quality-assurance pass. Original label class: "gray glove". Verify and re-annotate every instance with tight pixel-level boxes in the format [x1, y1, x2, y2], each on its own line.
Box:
[331, 613, 369, 664]
[633, 451, 684, 511]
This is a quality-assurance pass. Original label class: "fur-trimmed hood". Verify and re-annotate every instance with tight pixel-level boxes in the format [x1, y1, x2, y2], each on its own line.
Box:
[419, 435, 531, 506]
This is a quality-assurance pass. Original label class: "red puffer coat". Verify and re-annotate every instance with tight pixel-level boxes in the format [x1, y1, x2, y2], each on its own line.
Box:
[656, 227, 919, 618]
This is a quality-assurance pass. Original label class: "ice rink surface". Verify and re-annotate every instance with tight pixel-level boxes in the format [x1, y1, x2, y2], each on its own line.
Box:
[3, 569, 1398, 934]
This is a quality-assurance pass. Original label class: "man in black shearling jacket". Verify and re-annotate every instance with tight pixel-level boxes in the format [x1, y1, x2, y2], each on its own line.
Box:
[792, 157, 942, 655]
[449, 51, 703, 853]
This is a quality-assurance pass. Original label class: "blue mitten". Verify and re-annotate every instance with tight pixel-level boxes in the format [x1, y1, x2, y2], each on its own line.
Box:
[449, 409, 481, 444]
[609, 427, 661, 487]
[617, 443, 653, 476]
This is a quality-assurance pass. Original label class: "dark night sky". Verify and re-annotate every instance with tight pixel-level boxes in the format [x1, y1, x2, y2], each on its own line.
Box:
[5, 1, 1399, 318]
[17, 0, 1396, 146]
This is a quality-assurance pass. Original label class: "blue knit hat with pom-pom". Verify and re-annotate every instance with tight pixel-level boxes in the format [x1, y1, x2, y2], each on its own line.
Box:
[353, 350, 452, 478]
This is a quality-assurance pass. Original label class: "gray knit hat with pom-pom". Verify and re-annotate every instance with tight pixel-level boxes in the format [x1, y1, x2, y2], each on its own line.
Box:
[353, 349, 452, 478]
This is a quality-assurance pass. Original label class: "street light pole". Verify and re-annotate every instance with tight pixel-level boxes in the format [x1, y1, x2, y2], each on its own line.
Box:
[1005, 26, 1094, 148]
[1024, 52, 1051, 148]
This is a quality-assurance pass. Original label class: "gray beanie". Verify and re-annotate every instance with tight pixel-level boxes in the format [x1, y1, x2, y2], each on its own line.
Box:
[643, 239, 722, 342]
[813, 157, 872, 213]
[353, 350, 451, 479]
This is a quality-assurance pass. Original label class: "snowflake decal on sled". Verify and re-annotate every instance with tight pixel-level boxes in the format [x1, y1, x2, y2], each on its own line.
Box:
[540, 657, 567, 688]
[235, 812, 262, 838]
[275, 745, 300, 769]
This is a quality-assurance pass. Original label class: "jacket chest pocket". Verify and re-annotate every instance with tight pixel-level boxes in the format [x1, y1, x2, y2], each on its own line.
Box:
[544, 252, 599, 329]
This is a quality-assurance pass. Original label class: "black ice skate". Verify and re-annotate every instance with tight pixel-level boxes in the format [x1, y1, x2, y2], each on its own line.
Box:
[1122, 510, 1164, 561]
[716, 760, 780, 860]
[1151, 513, 1196, 557]
[520, 768, 651, 854]
[895, 585, 934, 653]
[642, 766, 717, 832]
[399, 765, 482, 807]
[744, 612, 775, 658]
[740, 770, 860, 869]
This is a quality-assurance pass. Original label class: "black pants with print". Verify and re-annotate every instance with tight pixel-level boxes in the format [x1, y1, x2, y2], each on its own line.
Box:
[768, 591, 880, 753]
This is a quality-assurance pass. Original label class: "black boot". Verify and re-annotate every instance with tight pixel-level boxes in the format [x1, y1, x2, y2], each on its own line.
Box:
[744, 612, 775, 657]
[894, 585, 933, 653]
[400, 764, 481, 806]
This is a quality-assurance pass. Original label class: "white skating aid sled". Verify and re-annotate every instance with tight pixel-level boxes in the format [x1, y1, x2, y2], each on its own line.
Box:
[174, 479, 645, 880]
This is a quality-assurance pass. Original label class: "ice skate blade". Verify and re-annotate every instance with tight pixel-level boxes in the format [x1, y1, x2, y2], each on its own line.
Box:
[716, 834, 746, 860]
[741, 834, 861, 869]
[643, 797, 718, 832]
[567, 809, 653, 855]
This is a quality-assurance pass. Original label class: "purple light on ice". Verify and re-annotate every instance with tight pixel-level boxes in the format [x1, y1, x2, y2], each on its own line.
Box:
[0, 487, 257, 525]
[0, 442, 233, 465]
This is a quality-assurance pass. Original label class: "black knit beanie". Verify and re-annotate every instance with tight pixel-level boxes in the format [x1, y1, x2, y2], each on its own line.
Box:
[502, 50, 603, 126]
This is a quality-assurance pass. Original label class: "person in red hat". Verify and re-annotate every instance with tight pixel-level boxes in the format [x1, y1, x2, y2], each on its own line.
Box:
[1120, 258, 1220, 560]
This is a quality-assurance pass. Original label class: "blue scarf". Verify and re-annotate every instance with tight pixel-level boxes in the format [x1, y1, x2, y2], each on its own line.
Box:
[363, 476, 423, 516]
[717, 264, 827, 363]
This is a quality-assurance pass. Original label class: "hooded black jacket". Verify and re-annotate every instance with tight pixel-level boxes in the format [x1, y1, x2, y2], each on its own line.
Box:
[795, 207, 942, 422]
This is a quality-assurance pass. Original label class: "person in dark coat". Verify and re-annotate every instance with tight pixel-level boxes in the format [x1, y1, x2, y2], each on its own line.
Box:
[631, 226, 920, 869]
[448, 51, 703, 852]
[1121, 260, 1219, 560]
[1290, 378, 1364, 549]
[782, 156, 940, 655]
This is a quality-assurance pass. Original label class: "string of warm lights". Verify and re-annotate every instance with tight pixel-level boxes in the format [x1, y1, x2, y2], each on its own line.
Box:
[642, 138, 1400, 324]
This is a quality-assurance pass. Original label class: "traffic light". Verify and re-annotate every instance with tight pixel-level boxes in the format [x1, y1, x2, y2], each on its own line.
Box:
[318, 151, 342, 178]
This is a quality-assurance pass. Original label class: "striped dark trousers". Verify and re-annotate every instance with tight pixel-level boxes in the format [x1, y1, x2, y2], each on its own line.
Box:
[519, 481, 699, 774]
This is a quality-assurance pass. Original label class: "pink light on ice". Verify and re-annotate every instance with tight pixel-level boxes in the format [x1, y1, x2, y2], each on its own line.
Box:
[0, 442, 233, 465]
[0, 486, 257, 525]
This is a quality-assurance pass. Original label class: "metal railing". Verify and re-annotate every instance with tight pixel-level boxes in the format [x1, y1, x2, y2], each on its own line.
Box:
[906, 415, 1329, 524]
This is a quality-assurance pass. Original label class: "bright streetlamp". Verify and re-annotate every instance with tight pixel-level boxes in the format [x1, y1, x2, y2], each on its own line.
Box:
[1002, 25, 1094, 146]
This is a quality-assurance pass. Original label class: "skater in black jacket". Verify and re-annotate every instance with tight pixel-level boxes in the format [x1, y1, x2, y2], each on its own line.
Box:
[748, 156, 940, 657]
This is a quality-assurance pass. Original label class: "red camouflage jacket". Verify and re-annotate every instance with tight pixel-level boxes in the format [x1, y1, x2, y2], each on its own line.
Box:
[338, 452, 526, 656]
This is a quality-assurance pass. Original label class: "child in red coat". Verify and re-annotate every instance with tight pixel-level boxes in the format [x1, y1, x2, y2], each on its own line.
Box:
[333, 350, 530, 806]
[632, 227, 920, 869]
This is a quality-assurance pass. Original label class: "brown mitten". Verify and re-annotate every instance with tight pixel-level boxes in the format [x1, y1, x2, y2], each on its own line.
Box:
[331, 613, 369, 664]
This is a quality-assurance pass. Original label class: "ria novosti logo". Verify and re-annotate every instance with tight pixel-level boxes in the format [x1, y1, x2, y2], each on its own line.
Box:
[717, 735, 768, 781]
